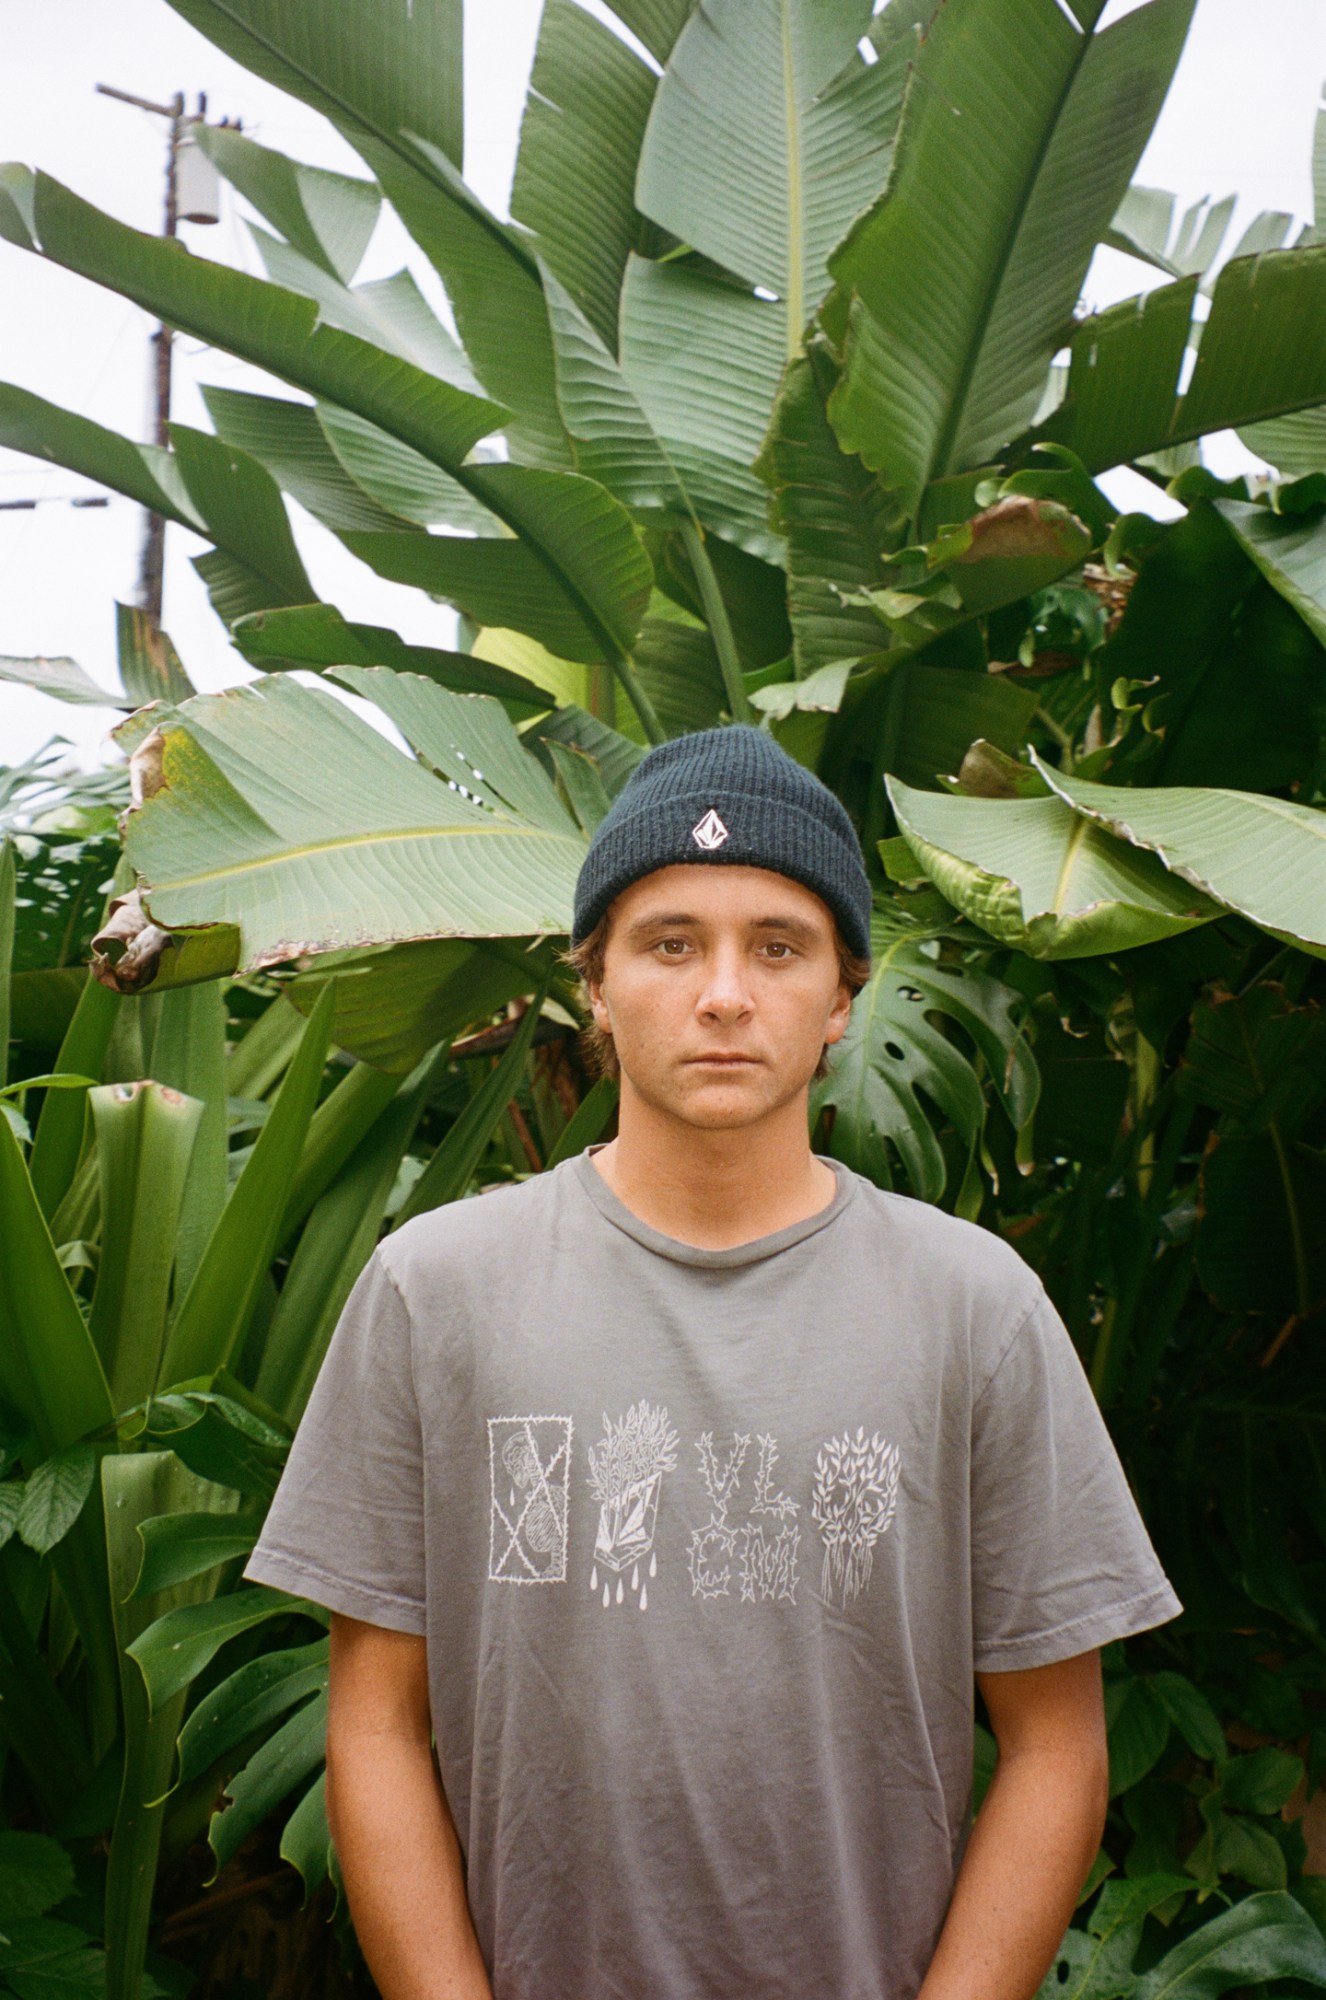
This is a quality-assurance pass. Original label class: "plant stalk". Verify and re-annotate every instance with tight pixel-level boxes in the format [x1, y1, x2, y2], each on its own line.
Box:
[680, 519, 753, 725]
[606, 646, 666, 744]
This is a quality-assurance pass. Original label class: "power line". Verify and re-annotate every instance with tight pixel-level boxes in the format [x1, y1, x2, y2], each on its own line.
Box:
[0, 496, 111, 512]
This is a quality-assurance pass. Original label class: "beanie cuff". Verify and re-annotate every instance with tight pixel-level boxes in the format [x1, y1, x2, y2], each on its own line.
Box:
[573, 785, 871, 959]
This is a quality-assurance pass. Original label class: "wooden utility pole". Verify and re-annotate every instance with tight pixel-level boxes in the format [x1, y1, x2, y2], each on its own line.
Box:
[94, 84, 224, 633]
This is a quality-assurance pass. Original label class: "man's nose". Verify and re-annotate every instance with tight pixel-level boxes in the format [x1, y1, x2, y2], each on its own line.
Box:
[695, 946, 753, 1020]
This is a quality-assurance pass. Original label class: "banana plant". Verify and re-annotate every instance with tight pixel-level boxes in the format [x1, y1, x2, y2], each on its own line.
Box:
[3, 0, 1325, 1219]
[5, 0, 1326, 1989]
[0, 768, 603, 1995]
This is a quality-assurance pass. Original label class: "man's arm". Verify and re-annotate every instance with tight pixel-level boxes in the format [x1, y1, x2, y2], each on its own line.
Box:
[326, 1612, 493, 2000]
[918, 1647, 1110, 2000]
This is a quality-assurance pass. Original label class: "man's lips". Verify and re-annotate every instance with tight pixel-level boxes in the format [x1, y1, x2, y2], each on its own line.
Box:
[684, 1053, 761, 1066]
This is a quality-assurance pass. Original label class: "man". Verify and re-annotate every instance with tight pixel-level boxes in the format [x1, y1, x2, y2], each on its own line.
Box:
[245, 724, 1180, 2000]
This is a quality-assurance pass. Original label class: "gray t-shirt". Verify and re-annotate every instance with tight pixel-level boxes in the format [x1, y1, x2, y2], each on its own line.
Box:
[245, 1149, 1180, 2000]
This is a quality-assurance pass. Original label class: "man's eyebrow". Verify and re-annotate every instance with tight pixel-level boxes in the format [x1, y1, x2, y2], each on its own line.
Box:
[749, 915, 820, 941]
[622, 912, 700, 939]
[621, 911, 822, 941]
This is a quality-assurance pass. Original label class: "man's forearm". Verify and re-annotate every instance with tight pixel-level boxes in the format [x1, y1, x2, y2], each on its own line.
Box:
[917, 1744, 1107, 2000]
[326, 1728, 493, 2000]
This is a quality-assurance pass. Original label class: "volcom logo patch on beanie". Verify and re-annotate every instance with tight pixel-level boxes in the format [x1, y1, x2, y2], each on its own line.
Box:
[691, 809, 729, 851]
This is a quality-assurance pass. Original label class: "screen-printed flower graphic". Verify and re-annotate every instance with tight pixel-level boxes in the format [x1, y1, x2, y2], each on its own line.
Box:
[587, 1400, 679, 1610]
[811, 1429, 901, 1608]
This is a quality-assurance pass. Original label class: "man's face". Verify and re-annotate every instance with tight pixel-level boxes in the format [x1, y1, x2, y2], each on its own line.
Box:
[587, 864, 854, 1132]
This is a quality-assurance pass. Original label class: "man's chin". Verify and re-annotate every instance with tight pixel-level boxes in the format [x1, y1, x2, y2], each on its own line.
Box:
[667, 1068, 785, 1129]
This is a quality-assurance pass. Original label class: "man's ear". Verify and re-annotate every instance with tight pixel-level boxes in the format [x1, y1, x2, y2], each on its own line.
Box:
[823, 977, 854, 1047]
[587, 974, 612, 1036]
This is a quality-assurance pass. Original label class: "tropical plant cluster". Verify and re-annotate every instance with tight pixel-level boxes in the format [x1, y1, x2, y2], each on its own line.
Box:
[2, 0, 1326, 1994]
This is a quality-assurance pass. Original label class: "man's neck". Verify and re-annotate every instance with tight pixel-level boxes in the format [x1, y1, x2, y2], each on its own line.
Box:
[589, 1094, 837, 1251]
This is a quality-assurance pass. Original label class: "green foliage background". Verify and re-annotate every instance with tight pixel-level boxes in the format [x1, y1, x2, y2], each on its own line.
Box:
[2, 0, 1326, 1994]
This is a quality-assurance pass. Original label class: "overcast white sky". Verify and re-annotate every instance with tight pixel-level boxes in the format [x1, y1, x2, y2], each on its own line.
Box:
[2, 0, 1324, 771]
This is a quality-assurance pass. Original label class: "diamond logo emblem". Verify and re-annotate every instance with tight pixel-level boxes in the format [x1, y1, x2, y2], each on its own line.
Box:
[691, 808, 730, 851]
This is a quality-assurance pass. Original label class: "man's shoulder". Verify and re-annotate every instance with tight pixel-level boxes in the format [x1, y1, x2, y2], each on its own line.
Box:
[835, 1166, 1041, 1323]
[377, 1168, 561, 1290]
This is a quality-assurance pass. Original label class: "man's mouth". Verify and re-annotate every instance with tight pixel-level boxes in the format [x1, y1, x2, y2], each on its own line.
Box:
[686, 1053, 760, 1066]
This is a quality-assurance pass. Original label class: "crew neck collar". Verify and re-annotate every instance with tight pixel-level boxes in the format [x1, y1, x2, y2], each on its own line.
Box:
[568, 1144, 857, 1269]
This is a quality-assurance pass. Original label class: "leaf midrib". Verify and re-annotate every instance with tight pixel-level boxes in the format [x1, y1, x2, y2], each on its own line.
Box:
[926, 6, 1098, 498]
[780, 0, 804, 359]
[142, 817, 586, 894]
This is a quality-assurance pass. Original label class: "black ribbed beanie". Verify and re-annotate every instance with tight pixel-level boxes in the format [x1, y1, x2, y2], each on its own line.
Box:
[571, 725, 872, 960]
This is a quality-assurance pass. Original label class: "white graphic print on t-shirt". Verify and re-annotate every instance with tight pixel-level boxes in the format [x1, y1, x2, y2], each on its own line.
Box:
[587, 1400, 679, 1611]
[811, 1429, 901, 1607]
[687, 1431, 801, 1604]
[484, 1413, 903, 1609]
[488, 1416, 573, 1583]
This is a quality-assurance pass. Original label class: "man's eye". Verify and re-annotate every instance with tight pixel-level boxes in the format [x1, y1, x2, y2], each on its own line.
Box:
[656, 938, 689, 956]
[763, 941, 794, 959]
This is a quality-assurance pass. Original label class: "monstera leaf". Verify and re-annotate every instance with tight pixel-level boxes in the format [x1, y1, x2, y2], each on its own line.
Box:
[812, 909, 1038, 1204]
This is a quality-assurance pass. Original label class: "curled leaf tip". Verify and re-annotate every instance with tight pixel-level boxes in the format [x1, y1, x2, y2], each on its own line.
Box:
[129, 727, 168, 808]
[90, 888, 173, 994]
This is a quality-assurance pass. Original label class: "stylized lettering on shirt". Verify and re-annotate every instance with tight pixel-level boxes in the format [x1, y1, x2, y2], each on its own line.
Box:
[687, 1431, 801, 1605]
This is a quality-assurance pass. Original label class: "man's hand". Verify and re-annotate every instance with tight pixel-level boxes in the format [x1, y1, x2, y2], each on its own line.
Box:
[327, 1613, 493, 2000]
[917, 1647, 1110, 2000]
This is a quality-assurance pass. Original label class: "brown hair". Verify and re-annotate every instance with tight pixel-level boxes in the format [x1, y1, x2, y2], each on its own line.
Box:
[560, 911, 872, 1085]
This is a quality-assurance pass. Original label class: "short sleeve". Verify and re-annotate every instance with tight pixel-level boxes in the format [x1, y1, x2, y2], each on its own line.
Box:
[970, 1285, 1181, 1672]
[243, 1247, 426, 1633]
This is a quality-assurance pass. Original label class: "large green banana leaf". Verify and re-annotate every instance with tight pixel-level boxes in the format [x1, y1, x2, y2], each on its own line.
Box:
[0, 384, 198, 528]
[1039, 247, 1326, 471]
[1239, 406, 1326, 477]
[284, 939, 544, 1075]
[610, 0, 694, 62]
[0, 652, 123, 708]
[511, 0, 661, 353]
[248, 226, 478, 390]
[1097, 503, 1324, 794]
[165, 0, 462, 172]
[885, 774, 1222, 959]
[363, 132, 572, 468]
[230, 602, 554, 714]
[168, 424, 314, 621]
[636, 0, 914, 355]
[112, 676, 585, 982]
[341, 467, 653, 672]
[540, 265, 689, 522]
[827, 0, 1194, 518]
[620, 257, 788, 563]
[1032, 753, 1326, 960]
[756, 336, 896, 677]
[0, 387, 314, 624]
[193, 125, 380, 286]
[201, 388, 425, 536]
[5, 171, 660, 729]
[1105, 184, 1239, 281]
[317, 401, 496, 533]
[193, 127, 477, 391]
[1213, 498, 1326, 649]
[4, 174, 499, 471]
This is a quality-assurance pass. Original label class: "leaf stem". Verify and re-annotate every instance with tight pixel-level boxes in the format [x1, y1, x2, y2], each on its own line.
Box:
[680, 520, 753, 725]
[606, 646, 666, 744]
